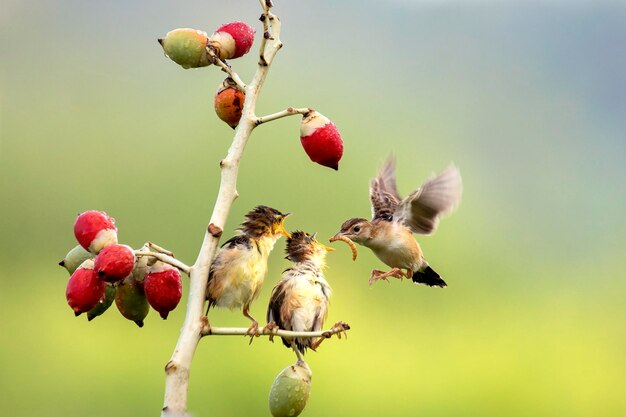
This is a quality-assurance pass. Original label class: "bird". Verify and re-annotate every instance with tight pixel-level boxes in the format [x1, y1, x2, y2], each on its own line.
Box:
[266, 231, 333, 353]
[331, 156, 462, 287]
[205, 205, 291, 335]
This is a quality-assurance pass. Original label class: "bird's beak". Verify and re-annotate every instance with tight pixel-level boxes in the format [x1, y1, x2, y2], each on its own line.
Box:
[312, 232, 334, 251]
[330, 231, 343, 241]
[277, 222, 291, 238]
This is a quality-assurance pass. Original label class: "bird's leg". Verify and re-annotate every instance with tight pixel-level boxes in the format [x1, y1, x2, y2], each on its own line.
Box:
[262, 321, 279, 342]
[404, 269, 414, 279]
[310, 336, 325, 351]
[369, 269, 389, 285]
[242, 305, 259, 339]
[369, 268, 404, 285]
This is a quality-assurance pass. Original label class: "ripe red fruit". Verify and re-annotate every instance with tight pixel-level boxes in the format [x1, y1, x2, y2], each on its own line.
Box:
[144, 262, 182, 320]
[300, 111, 344, 170]
[74, 210, 118, 254]
[214, 79, 245, 128]
[94, 244, 135, 283]
[66, 259, 106, 316]
[209, 21, 255, 60]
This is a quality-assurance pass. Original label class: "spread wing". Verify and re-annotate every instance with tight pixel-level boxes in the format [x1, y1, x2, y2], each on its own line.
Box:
[369, 155, 402, 221]
[394, 164, 462, 235]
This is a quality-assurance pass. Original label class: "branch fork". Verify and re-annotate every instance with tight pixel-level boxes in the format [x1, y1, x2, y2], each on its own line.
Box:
[161, 3, 342, 416]
[161, 3, 289, 416]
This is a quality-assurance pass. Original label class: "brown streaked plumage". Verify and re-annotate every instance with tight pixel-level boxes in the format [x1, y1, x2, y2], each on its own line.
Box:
[266, 231, 333, 353]
[332, 155, 462, 286]
[206, 206, 291, 335]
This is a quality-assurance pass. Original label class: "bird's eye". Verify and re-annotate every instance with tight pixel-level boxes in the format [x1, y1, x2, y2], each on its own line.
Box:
[353, 225, 361, 233]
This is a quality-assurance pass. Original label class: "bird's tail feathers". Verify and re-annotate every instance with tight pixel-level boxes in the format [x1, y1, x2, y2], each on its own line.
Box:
[412, 266, 447, 287]
[282, 337, 308, 354]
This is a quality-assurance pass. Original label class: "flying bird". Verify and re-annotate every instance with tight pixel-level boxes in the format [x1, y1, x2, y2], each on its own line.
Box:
[332, 156, 462, 286]
[266, 231, 333, 353]
[206, 206, 291, 334]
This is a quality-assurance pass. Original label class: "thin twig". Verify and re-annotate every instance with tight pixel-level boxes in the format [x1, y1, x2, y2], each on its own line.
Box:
[255, 107, 311, 125]
[206, 48, 246, 89]
[135, 251, 191, 275]
[258, 0, 272, 65]
[200, 324, 350, 338]
[147, 242, 174, 256]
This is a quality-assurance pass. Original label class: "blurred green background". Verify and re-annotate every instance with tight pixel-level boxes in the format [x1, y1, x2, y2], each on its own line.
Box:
[1, 0, 625, 416]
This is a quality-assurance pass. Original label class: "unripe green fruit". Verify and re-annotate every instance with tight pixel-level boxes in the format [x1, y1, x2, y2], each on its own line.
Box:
[159, 28, 210, 69]
[115, 277, 149, 327]
[87, 284, 116, 321]
[269, 361, 312, 417]
[59, 245, 95, 275]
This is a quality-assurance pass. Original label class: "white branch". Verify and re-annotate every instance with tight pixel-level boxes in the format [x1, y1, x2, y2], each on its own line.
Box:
[147, 242, 174, 256]
[255, 107, 311, 126]
[161, 4, 284, 417]
[200, 323, 350, 338]
[134, 251, 191, 275]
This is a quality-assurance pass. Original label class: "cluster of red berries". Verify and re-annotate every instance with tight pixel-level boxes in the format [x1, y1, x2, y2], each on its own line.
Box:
[159, 22, 344, 171]
[61, 211, 183, 326]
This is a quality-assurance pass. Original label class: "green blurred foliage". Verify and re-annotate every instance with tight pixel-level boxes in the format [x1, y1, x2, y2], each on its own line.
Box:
[1, 1, 625, 416]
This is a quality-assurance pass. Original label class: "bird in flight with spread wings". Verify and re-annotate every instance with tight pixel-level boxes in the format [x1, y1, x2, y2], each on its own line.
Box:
[331, 156, 462, 286]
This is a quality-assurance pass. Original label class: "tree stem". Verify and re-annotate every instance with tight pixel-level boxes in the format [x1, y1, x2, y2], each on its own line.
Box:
[161, 4, 283, 417]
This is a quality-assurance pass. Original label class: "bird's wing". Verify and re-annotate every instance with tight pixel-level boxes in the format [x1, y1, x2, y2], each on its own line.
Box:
[266, 275, 290, 330]
[394, 164, 462, 235]
[370, 155, 402, 221]
[311, 276, 331, 332]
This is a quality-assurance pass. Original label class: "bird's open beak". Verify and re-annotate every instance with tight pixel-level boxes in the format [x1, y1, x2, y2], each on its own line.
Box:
[312, 232, 334, 251]
[277, 222, 291, 238]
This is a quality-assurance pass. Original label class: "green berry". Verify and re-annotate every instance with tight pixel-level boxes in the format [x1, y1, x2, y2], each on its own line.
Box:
[269, 361, 312, 417]
[159, 28, 210, 69]
[115, 277, 149, 327]
[87, 284, 116, 321]
[59, 245, 95, 275]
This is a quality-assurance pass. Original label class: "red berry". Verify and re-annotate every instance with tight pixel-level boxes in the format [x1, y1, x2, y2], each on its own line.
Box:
[74, 210, 118, 254]
[214, 79, 245, 128]
[94, 244, 135, 283]
[209, 21, 255, 60]
[144, 262, 182, 320]
[300, 111, 343, 170]
[66, 260, 106, 316]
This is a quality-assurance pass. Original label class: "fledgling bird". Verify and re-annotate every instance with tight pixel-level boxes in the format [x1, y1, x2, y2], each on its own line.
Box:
[332, 156, 462, 286]
[266, 231, 333, 353]
[205, 206, 291, 334]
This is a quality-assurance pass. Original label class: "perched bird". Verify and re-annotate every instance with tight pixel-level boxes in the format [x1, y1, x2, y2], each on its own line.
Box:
[206, 206, 291, 334]
[266, 231, 333, 353]
[332, 156, 462, 286]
